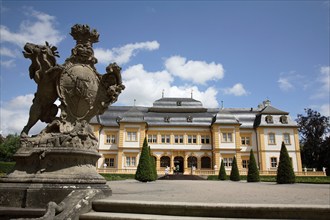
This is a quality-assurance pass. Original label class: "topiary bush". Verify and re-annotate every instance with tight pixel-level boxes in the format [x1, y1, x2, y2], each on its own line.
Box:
[277, 142, 295, 184]
[149, 146, 158, 181]
[247, 149, 260, 182]
[218, 159, 227, 180]
[135, 138, 155, 182]
[230, 156, 240, 181]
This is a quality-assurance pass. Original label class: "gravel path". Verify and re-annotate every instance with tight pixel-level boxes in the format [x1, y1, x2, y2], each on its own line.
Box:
[106, 179, 330, 205]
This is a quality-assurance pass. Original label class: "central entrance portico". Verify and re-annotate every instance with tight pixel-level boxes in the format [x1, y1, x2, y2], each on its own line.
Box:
[174, 156, 184, 173]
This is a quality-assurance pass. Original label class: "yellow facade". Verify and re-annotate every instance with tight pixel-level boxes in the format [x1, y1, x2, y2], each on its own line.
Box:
[93, 97, 303, 175]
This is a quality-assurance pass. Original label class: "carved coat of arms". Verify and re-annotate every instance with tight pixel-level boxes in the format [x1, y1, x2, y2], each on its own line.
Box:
[20, 24, 125, 148]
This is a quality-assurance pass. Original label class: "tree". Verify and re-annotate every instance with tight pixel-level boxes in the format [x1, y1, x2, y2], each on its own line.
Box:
[0, 134, 20, 162]
[149, 146, 158, 181]
[230, 156, 240, 181]
[296, 109, 329, 172]
[247, 149, 260, 182]
[135, 138, 155, 182]
[277, 142, 295, 184]
[218, 159, 227, 180]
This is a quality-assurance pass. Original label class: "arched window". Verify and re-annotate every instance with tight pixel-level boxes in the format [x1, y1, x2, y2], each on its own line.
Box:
[201, 156, 211, 169]
[160, 156, 170, 167]
[188, 156, 197, 168]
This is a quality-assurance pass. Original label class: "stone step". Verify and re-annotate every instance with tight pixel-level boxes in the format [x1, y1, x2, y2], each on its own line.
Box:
[0, 207, 45, 219]
[84, 199, 330, 219]
[80, 212, 246, 219]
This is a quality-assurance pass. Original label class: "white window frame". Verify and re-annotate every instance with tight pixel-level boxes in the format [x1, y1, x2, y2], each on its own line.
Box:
[174, 135, 184, 144]
[126, 132, 137, 142]
[241, 136, 250, 146]
[161, 134, 170, 144]
[223, 157, 233, 168]
[268, 133, 276, 145]
[222, 133, 233, 143]
[187, 135, 197, 144]
[271, 157, 277, 168]
[201, 135, 210, 144]
[148, 134, 157, 143]
[242, 159, 249, 168]
[106, 134, 116, 144]
[283, 133, 291, 145]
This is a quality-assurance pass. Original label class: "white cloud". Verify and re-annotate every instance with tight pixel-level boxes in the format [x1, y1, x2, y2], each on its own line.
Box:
[320, 103, 330, 117]
[278, 77, 294, 91]
[0, 59, 15, 68]
[94, 41, 160, 65]
[117, 64, 219, 108]
[0, 47, 18, 58]
[164, 56, 224, 85]
[0, 94, 46, 136]
[222, 83, 249, 96]
[0, 8, 64, 47]
[311, 66, 330, 99]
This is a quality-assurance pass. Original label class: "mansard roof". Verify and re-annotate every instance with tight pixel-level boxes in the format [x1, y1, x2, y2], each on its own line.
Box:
[149, 97, 207, 113]
[259, 105, 289, 115]
[120, 106, 146, 123]
[214, 109, 240, 125]
[91, 98, 297, 129]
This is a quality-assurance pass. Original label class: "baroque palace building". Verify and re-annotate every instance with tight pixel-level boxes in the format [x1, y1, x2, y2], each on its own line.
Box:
[91, 97, 303, 175]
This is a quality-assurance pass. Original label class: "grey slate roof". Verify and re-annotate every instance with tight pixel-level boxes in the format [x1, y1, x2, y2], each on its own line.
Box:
[91, 98, 297, 128]
[214, 109, 240, 125]
[259, 105, 289, 115]
[150, 97, 207, 113]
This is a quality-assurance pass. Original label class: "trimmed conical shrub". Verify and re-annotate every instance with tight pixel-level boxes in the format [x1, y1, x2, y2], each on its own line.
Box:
[149, 146, 158, 181]
[135, 138, 155, 182]
[247, 149, 260, 182]
[218, 159, 227, 180]
[230, 156, 240, 181]
[277, 142, 295, 184]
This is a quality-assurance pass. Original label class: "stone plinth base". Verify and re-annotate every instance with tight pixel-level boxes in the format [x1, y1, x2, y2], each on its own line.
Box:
[0, 182, 111, 208]
[0, 183, 111, 219]
[0, 140, 111, 219]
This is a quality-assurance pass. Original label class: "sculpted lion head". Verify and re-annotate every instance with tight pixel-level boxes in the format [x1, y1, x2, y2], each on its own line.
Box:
[23, 41, 59, 84]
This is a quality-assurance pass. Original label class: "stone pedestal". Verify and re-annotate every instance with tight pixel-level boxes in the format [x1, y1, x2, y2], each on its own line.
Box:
[0, 145, 111, 219]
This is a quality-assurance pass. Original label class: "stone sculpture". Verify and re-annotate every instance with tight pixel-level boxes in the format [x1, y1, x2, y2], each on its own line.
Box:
[0, 24, 125, 219]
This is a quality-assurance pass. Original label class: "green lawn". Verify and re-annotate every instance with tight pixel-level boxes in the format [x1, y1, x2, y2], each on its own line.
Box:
[1, 161, 328, 184]
[100, 173, 135, 181]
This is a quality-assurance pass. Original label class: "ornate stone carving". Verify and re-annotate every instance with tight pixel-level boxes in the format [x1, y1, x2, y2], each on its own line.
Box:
[0, 25, 120, 212]
[21, 24, 124, 134]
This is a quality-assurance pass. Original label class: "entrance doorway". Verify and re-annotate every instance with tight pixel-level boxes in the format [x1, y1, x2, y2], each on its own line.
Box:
[174, 156, 184, 173]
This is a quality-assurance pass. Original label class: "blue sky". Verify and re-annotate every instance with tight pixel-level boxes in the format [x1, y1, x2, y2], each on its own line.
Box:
[0, 0, 329, 135]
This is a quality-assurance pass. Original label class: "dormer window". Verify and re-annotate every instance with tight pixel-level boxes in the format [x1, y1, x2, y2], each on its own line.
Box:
[164, 116, 170, 122]
[265, 115, 273, 124]
[187, 116, 193, 122]
[280, 115, 288, 124]
[176, 101, 182, 106]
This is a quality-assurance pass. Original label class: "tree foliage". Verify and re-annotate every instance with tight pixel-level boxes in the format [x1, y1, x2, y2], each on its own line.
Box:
[247, 149, 260, 182]
[135, 138, 156, 182]
[230, 156, 240, 181]
[296, 108, 329, 173]
[277, 142, 295, 184]
[218, 159, 227, 180]
[0, 134, 20, 162]
[149, 146, 158, 181]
